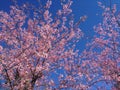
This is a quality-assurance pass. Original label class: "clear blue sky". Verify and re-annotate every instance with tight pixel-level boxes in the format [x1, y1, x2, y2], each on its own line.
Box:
[0, 0, 120, 89]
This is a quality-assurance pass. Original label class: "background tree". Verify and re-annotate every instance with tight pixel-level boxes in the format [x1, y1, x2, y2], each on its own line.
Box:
[81, 2, 120, 90]
[0, 0, 87, 90]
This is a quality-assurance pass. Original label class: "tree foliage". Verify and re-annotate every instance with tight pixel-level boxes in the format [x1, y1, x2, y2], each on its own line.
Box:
[0, 0, 120, 90]
[0, 0, 87, 89]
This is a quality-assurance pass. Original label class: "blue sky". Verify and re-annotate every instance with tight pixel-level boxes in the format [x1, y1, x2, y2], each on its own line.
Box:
[0, 0, 119, 89]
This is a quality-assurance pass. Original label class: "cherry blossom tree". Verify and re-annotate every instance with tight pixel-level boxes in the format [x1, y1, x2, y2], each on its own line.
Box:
[81, 2, 120, 90]
[0, 0, 87, 90]
[3, 0, 120, 90]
